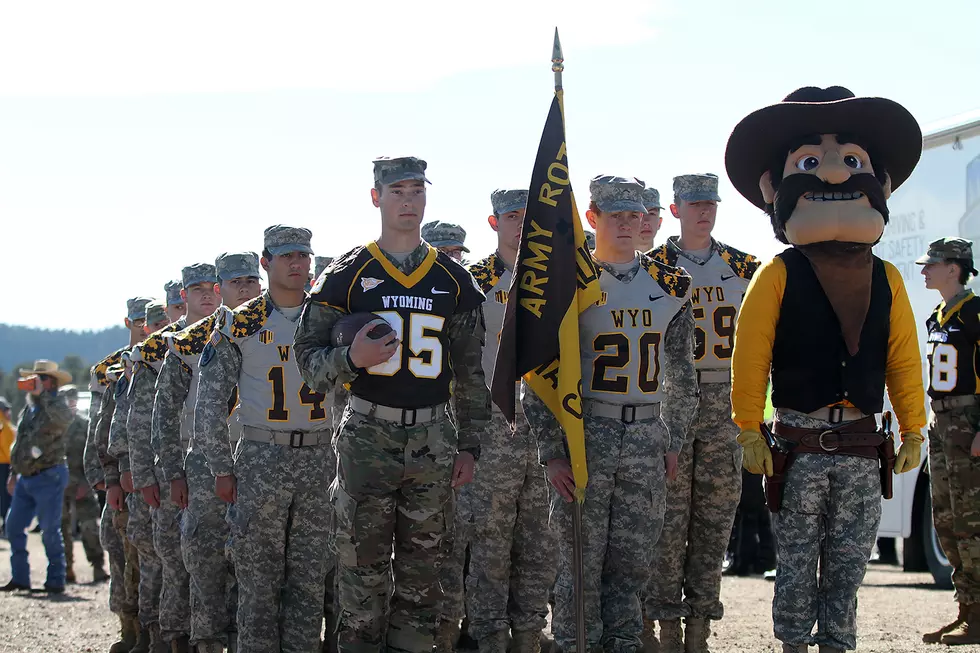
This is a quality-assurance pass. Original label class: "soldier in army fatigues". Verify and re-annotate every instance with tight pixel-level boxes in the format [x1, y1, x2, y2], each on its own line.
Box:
[645, 174, 760, 653]
[86, 298, 147, 652]
[166, 280, 189, 324]
[295, 156, 489, 653]
[635, 187, 664, 253]
[917, 238, 980, 645]
[422, 220, 470, 262]
[61, 384, 107, 584]
[155, 253, 261, 653]
[196, 226, 332, 653]
[525, 175, 699, 653]
[454, 189, 558, 653]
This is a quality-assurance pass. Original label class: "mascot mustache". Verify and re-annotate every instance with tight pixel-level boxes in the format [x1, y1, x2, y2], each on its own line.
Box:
[772, 173, 890, 227]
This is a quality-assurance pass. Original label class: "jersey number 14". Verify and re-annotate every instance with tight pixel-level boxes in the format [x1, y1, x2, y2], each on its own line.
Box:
[267, 367, 327, 422]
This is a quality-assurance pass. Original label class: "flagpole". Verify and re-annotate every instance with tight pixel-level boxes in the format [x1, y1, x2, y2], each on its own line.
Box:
[551, 27, 587, 653]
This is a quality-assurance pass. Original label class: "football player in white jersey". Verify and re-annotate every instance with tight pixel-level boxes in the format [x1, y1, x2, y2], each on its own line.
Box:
[523, 175, 698, 653]
[645, 173, 760, 652]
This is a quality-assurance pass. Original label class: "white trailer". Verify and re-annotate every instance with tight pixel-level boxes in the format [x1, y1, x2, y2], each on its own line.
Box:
[874, 109, 980, 587]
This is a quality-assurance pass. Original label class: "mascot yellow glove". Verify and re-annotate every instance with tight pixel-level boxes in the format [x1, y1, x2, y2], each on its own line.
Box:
[895, 431, 923, 474]
[737, 429, 773, 477]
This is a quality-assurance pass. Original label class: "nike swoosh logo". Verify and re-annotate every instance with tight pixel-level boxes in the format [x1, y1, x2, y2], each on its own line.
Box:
[648, 295, 663, 302]
[431, 287, 451, 295]
[721, 274, 735, 281]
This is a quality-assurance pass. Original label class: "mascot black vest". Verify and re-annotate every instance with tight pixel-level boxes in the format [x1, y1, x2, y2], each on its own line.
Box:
[771, 247, 891, 415]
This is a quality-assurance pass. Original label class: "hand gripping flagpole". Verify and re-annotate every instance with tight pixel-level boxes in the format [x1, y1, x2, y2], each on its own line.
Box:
[551, 27, 586, 653]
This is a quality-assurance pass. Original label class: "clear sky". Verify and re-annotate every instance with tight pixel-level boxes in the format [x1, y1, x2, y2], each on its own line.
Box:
[2, 0, 979, 331]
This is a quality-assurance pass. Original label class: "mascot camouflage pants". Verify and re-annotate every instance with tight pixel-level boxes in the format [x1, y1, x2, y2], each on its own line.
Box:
[929, 404, 980, 605]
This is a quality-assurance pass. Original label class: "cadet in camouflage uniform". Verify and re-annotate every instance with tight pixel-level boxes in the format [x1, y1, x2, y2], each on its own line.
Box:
[155, 254, 261, 653]
[635, 186, 664, 253]
[916, 239, 980, 645]
[295, 156, 488, 653]
[645, 174, 759, 652]
[61, 384, 107, 584]
[196, 226, 332, 653]
[524, 175, 697, 653]
[2, 360, 74, 593]
[422, 220, 470, 262]
[110, 300, 172, 651]
[87, 300, 146, 652]
[166, 280, 189, 324]
[455, 189, 557, 653]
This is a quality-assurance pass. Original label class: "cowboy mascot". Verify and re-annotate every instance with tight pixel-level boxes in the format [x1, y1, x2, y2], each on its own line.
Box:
[725, 87, 926, 653]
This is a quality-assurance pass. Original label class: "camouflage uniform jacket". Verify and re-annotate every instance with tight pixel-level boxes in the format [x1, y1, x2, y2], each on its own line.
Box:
[84, 347, 127, 487]
[294, 242, 490, 450]
[64, 414, 91, 489]
[525, 255, 700, 461]
[9, 390, 73, 477]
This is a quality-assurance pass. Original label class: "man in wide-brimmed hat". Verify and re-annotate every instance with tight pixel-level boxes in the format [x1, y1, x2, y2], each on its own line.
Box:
[726, 87, 926, 653]
[1, 360, 74, 594]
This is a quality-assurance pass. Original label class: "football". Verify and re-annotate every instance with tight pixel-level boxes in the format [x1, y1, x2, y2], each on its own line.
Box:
[331, 312, 395, 347]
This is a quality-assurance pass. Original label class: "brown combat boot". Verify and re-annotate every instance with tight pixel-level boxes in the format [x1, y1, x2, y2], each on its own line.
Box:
[781, 645, 807, 653]
[942, 603, 980, 645]
[817, 647, 843, 653]
[170, 635, 191, 653]
[511, 630, 542, 653]
[129, 621, 151, 653]
[148, 623, 169, 653]
[66, 565, 76, 584]
[93, 563, 110, 583]
[683, 617, 710, 653]
[641, 618, 660, 653]
[478, 630, 509, 653]
[107, 614, 139, 653]
[658, 620, 683, 653]
[924, 603, 968, 643]
[435, 618, 461, 653]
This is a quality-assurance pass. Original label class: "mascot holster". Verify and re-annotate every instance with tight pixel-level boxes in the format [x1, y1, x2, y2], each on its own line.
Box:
[726, 86, 927, 653]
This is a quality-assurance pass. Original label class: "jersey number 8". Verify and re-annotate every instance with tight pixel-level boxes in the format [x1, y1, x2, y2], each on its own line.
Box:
[930, 343, 958, 392]
[367, 311, 445, 379]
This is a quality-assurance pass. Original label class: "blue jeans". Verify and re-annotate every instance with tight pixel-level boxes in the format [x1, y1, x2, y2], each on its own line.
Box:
[0, 463, 10, 524]
[6, 464, 69, 587]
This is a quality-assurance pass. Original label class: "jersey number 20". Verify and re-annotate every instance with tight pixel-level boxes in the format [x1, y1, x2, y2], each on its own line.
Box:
[591, 332, 662, 393]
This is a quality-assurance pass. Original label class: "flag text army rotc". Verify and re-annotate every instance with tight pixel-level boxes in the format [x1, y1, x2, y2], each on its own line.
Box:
[196, 226, 332, 653]
[524, 175, 698, 653]
[295, 156, 488, 653]
[727, 86, 925, 653]
[917, 238, 980, 645]
[645, 173, 759, 653]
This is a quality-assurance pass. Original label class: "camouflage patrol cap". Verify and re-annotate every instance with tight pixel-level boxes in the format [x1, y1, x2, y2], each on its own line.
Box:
[422, 221, 469, 252]
[215, 252, 260, 282]
[916, 237, 979, 274]
[491, 189, 529, 216]
[642, 187, 664, 211]
[61, 385, 79, 400]
[264, 225, 313, 256]
[314, 256, 334, 279]
[673, 173, 722, 202]
[164, 280, 185, 307]
[373, 156, 431, 186]
[584, 229, 596, 250]
[144, 300, 168, 325]
[127, 297, 153, 322]
[182, 263, 218, 289]
[589, 175, 647, 214]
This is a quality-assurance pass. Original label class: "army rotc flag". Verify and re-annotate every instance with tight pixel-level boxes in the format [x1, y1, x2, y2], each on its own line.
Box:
[491, 29, 601, 498]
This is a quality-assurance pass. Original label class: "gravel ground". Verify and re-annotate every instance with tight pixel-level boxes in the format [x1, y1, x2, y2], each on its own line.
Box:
[1, 534, 977, 652]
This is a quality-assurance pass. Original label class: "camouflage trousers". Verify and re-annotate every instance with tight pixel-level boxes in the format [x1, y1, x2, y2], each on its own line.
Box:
[153, 466, 191, 642]
[552, 413, 668, 653]
[101, 502, 138, 616]
[63, 487, 104, 568]
[182, 447, 237, 646]
[127, 491, 163, 627]
[929, 404, 980, 604]
[771, 411, 881, 651]
[437, 481, 470, 625]
[645, 382, 741, 622]
[231, 438, 332, 653]
[333, 410, 456, 653]
[464, 412, 556, 639]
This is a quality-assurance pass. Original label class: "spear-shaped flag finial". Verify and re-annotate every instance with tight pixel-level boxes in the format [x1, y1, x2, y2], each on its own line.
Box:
[552, 27, 564, 91]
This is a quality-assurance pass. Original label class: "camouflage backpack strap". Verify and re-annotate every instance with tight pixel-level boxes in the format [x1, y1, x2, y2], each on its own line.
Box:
[642, 253, 693, 302]
[717, 242, 761, 280]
